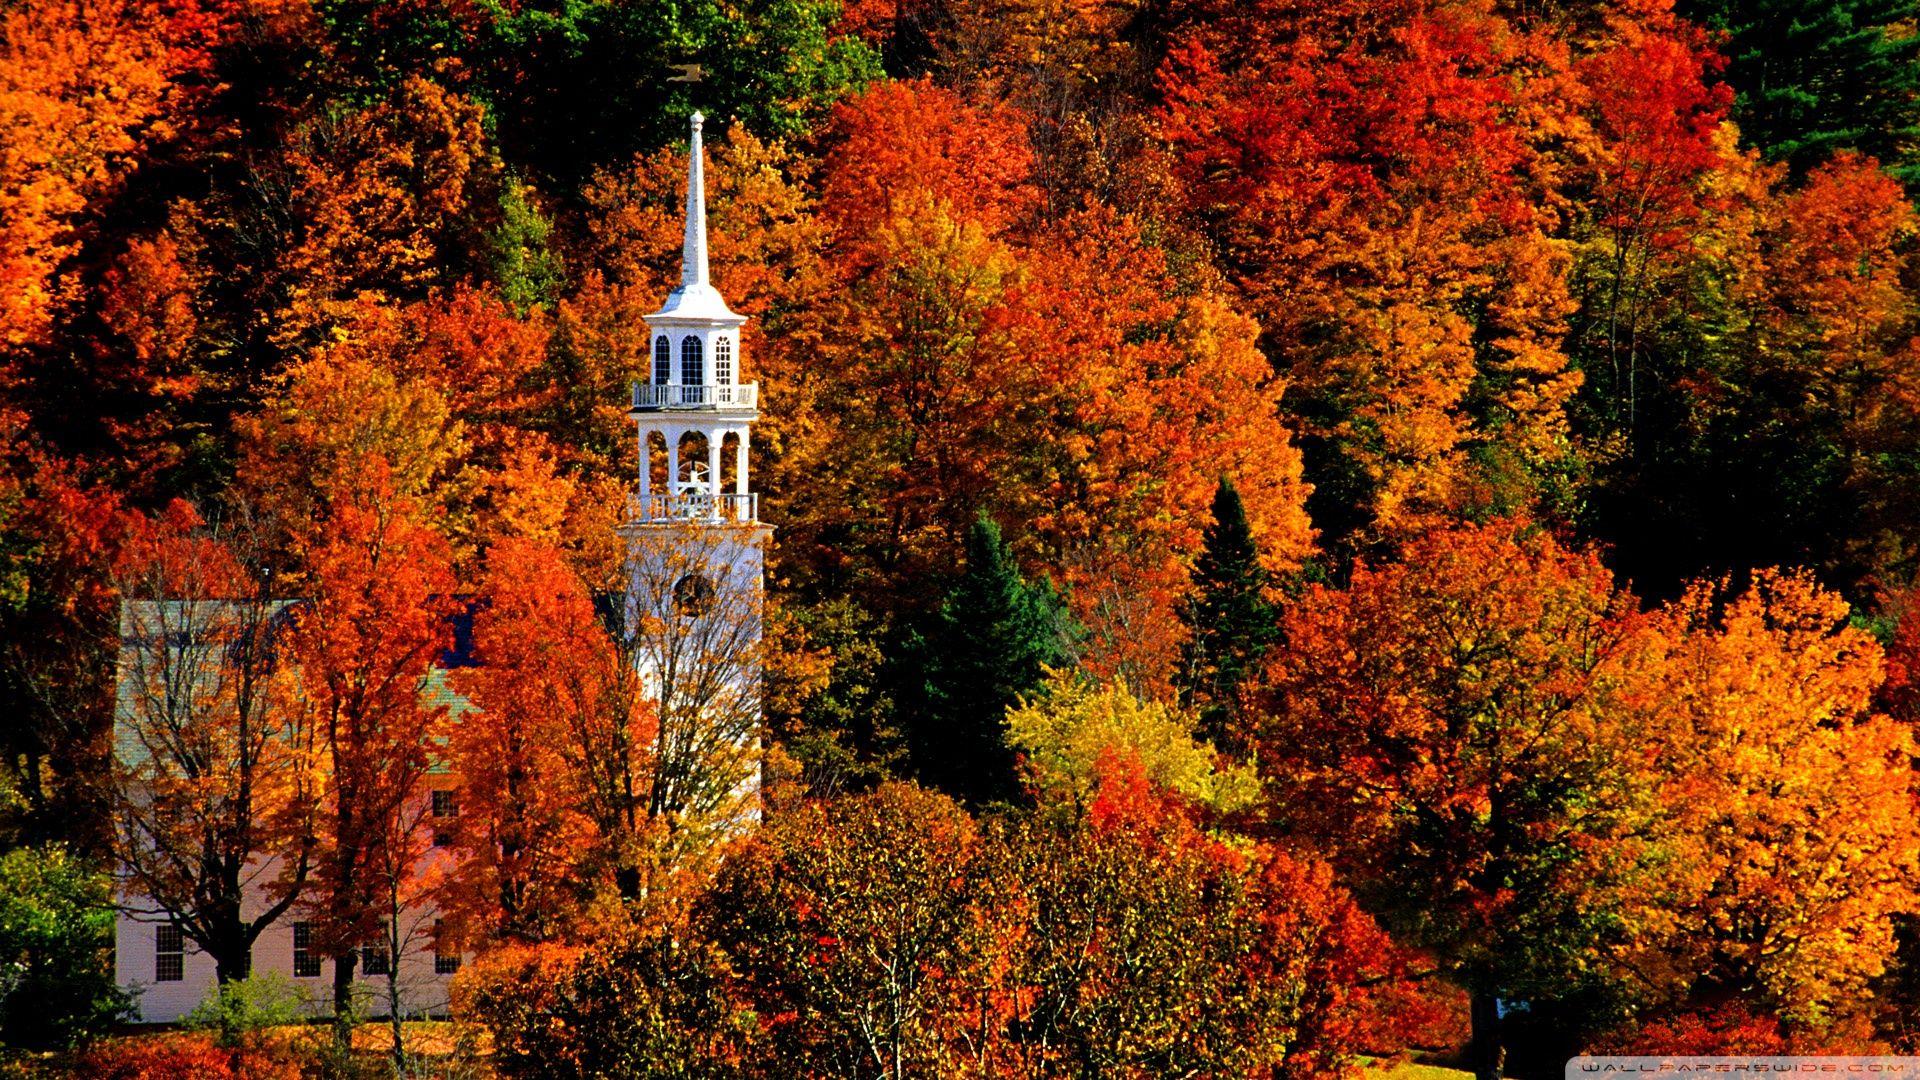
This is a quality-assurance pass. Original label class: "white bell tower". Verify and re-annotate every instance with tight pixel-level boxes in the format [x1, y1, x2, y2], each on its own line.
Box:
[620, 112, 768, 826]
[631, 110, 757, 512]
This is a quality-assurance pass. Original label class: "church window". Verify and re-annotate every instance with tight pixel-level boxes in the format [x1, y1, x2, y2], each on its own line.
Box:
[433, 920, 461, 975]
[155, 923, 184, 983]
[292, 922, 321, 978]
[653, 335, 671, 384]
[681, 336, 704, 387]
[674, 573, 715, 617]
[714, 336, 733, 384]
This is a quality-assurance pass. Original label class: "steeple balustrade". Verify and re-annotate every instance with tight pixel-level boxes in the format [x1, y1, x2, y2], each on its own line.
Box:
[631, 382, 759, 410]
[626, 491, 759, 524]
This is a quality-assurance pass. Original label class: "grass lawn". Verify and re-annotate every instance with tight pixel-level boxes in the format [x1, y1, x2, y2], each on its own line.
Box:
[1361, 1055, 1476, 1080]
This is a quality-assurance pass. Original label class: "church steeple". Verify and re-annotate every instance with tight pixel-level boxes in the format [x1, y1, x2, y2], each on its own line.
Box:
[629, 111, 757, 525]
[651, 112, 739, 323]
[681, 111, 711, 289]
[617, 111, 770, 835]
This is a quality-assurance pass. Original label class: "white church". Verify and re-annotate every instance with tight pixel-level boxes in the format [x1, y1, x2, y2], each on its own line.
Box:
[112, 112, 768, 1022]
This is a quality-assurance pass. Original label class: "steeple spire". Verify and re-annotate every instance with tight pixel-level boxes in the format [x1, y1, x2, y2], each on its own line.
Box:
[682, 111, 710, 289]
[650, 110, 738, 322]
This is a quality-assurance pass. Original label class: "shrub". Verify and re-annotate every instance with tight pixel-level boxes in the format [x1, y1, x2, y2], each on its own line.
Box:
[68, 1032, 303, 1080]
[460, 937, 749, 1080]
[182, 972, 311, 1047]
[0, 846, 126, 1049]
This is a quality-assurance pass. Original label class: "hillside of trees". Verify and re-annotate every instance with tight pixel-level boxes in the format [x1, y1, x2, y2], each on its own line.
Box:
[10, 0, 1920, 1073]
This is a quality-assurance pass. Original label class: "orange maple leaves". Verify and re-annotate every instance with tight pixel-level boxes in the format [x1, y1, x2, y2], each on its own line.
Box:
[1259, 516, 1920, 1035]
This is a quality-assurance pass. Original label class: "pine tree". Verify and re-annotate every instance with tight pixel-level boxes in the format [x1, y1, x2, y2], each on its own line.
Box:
[1177, 479, 1274, 751]
[910, 515, 1074, 807]
[1683, 0, 1920, 180]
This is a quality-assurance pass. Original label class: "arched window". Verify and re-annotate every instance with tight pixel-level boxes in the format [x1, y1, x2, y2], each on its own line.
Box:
[714, 336, 734, 385]
[681, 335, 704, 387]
[653, 335, 671, 385]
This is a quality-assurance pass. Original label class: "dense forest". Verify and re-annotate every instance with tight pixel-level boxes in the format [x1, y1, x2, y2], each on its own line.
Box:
[8, 0, 1920, 1074]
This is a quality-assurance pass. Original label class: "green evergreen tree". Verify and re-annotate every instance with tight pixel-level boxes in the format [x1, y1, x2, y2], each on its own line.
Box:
[1177, 479, 1275, 752]
[490, 177, 565, 315]
[909, 515, 1075, 807]
[1683, 0, 1920, 180]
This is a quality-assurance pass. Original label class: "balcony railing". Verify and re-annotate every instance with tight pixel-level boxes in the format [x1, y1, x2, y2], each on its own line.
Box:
[626, 492, 759, 524]
[631, 382, 759, 410]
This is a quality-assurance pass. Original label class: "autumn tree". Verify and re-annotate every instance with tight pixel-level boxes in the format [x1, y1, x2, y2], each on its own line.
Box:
[1005, 670, 1257, 816]
[772, 79, 1315, 693]
[240, 282, 572, 561]
[1260, 518, 1666, 1077]
[0, 0, 206, 351]
[1631, 571, 1920, 1032]
[808, 194, 1029, 585]
[704, 782, 1006, 1078]
[1014, 209, 1312, 689]
[989, 755, 1402, 1077]
[456, 524, 767, 924]
[286, 465, 456, 1034]
[272, 75, 495, 355]
[1593, 149, 1920, 595]
[451, 537, 628, 932]
[110, 500, 317, 989]
[1727, 155, 1920, 590]
[1158, 0, 1583, 542]
[0, 444, 122, 852]
[235, 330, 465, 562]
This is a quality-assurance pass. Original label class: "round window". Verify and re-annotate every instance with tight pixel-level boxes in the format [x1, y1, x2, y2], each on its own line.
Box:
[673, 573, 716, 617]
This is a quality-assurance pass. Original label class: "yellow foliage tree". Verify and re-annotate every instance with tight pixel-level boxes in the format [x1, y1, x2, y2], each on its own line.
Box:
[1006, 669, 1259, 814]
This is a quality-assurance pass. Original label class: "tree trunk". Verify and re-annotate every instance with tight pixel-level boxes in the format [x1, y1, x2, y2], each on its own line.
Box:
[1470, 991, 1505, 1080]
[212, 943, 251, 986]
[385, 906, 405, 1076]
[332, 949, 357, 1051]
[614, 864, 641, 902]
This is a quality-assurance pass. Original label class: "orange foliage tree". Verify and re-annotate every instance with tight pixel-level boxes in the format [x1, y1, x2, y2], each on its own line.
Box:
[286, 465, 457, 1027]
[110, 499, 318, 986]
[1014, 207, 1312, 685]
[241, 284, 570, 559]
[1630, 571, 1920, 1032]
[1158, 0, 1584, 540]
[1260, 518, 1666, 1076]
[787, 79, 1314, 685]
[1562, 0, 1732, 441]
[273, 75, 494, 353]
[1735, 155, 1920, 588]
[451, 537, 636, 937]
[0, 0, 208, 350]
